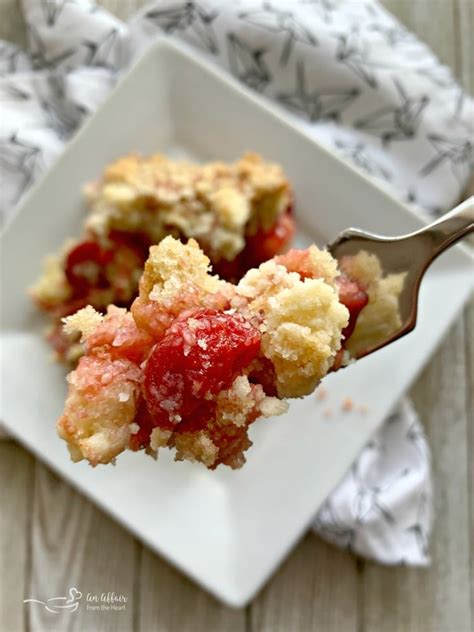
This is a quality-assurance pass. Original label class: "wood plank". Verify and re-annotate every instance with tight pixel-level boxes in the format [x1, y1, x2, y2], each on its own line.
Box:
[138, 547, 246, 632]
[456, 0, 474, 91]
[0, 0, 26, 47]
[27, 461, 137, 631]
[251, 535, 358, 632]
[0, 441, 34, 632]
[362, 316, 472, 632]
[455, 0, 474, 203]
[465, 298, 474, 626]
[381, 0, 457, 69]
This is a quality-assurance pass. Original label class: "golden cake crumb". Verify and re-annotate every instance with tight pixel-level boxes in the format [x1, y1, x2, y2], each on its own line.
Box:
[241, 263, 349, 398]
[174, 432, 219, 468]
[63, 305, 104, 340]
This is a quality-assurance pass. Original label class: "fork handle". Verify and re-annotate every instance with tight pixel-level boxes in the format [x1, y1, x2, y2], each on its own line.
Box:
[417, 196, 474, 258]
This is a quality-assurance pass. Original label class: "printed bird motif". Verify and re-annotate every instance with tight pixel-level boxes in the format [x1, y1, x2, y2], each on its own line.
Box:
[40, 0, 68, 27]
[227, 33, 271, 92]
[355, 79, 429, 145]
[0, 134, 42, 197]
[146, 1, 219, 54]
[239, 2, 317, 66]
[0, 81, 31, 100]
[0, 42, 31, 75]
[27, 23, 75, 71]
[313, 499, 356, 550]
[39, 74, 87, 139]
[419, 134, 472, 181]
[82, 29, 120, 69]
[352, 466, 411, 526]
[406, 492, 430, 558]
[299, 0, 339, 24]
[334, 28, 379, 88]
[278, 61, 359, 122]
[334, 139, 392, 180]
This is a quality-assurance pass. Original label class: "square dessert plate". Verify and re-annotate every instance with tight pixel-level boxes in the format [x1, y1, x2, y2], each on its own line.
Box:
[1, 40, 472, 607]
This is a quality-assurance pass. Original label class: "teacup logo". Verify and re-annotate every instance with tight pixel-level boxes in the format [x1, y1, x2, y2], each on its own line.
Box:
[23, 587, 83, 614]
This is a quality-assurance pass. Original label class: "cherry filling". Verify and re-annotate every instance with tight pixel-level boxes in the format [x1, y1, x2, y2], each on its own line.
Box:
[46, 232, 149, 360]
[335, 274, 369, 341]
[65, 241, 109, 291]
[331, 274, 369, 370]
[65, 231, 148, 303]
[213, 208, 296, 281]
[248, 357, 278, 397]
[133, 309, 261, 447]
[63, 210, 294, 304]
[244, 212, 296, 267]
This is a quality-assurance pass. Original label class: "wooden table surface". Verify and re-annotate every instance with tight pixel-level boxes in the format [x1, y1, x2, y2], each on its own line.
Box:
[1, 1, 472, 631]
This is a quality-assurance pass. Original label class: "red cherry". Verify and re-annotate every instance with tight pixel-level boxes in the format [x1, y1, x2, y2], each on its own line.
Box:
[65, 241, 109, 293]
[142, 309, 261, 430]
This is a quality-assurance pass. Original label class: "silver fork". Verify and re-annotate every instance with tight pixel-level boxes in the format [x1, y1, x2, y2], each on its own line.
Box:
[328, 195, 474, 359]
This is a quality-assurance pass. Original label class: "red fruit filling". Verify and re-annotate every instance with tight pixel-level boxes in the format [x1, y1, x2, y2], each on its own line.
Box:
[65, 240, 109, 292]
[248, 357, 278, 397]
[137, 309, 261, 445]
[335, 274, 369, 340]
[45, 232, 149, 361]
[245, 212, 296, 267]
[65, 231, 148, 304]
[129, 399, 158, 451]
[213, 209, 296, 281]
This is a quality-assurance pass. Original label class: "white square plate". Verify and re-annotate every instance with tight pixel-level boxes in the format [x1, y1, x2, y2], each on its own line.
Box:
[1, 40, 472, 607]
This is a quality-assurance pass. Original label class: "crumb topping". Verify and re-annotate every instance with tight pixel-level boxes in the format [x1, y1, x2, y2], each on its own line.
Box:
[85, 152, 290, 261]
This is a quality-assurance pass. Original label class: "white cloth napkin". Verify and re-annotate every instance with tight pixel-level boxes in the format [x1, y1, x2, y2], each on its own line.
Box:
[2, 0, 473, 565]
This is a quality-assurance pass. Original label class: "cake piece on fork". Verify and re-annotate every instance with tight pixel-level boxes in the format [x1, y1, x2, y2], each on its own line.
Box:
[57, 236, 402, 470]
